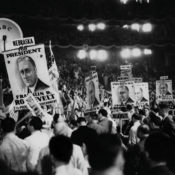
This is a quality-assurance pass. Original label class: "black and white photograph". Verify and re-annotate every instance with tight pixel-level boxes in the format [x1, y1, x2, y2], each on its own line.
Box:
[1, 1, 175, 175]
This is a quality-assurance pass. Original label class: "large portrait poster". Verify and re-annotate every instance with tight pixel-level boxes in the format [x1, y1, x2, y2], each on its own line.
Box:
[3, 44, 59, 111]
[85, 72, 100, 110]
[135, 82, 149, 106]
[156, 80, 173, 102]
[111, 81, 135, 107]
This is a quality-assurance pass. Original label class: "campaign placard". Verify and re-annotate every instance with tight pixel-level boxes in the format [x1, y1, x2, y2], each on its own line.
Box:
[111, 81, 135, 107]
[135, 82, 149, 106]
[11, 37, 35, 49]
[156, 80, 173, 102]
[3, 44, 60, 111]
[85, 72, 100, 110]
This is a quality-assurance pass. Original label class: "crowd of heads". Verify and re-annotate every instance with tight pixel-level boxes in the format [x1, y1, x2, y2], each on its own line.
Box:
[0, 99, 175, 175]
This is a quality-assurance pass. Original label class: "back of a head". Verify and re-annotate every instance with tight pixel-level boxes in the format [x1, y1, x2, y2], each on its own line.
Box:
[77, 117, 86, 125]
[49, 135, 73, 164]
[54, 122, 72, 137]
[29, 117, 43, 130]
[149, 112, 162, 127]
[137, 124, 150, 139]
[158, 103, 169, 114]
[126, 104, 133, 111]
[89, 134, 122, 171]
[145, 132, 170, 162]
[53, 114, 60, 123]
[2, 117, 15, 133]
[71, 126, 97, 152]
[98, 108, 108, 117]
[139, 109, 145, 116]
[132, 113, 141, 121]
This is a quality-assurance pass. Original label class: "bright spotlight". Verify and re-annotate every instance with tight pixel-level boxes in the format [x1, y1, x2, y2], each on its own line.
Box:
[120, 48, 131, 59]
[144, 49, 152, 55]
[77, 24, 84, 31]
[89, 50, 97, 60]
[142, 23, 152, 32]
[120, 0, 129, 4]
[131, 23, 140, 32]
[97, 50, 108, 61]
[77, 50, 87, 59]
[97, 23, 106, 30]
[123, 24, 129, 29]
[131, 48, 142, 57]
[88, 24, 96, 32]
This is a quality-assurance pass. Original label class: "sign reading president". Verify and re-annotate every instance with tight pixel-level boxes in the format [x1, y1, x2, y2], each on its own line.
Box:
[3, 44, 59, 111]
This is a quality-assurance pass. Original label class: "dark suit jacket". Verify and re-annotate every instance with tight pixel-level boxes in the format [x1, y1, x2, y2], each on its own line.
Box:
[166, 91, 172, 96]
[140, 97, 148, 102]
[162, 116, 175, 138]
[92, 97, 99, 108]
[88, 117, 113, 134]
[124, 97, 134, 105]
[34, 78, 49, 92]
[146, 165, 174, 175]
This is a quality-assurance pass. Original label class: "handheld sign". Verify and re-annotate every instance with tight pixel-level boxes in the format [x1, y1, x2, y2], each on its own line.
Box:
[111, 81, 135, 107]
[85, 72, 100, 110]
[3, 44, 60, 111]
[11, 37, 35, 49]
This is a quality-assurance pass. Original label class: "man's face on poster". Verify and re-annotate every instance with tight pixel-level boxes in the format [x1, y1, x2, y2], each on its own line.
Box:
[18, 59, 37, 87]
[136, 88, 143, 101]
[118, 86, 129, 102]
[159, 83, 168, 95]
[89, 81, 95, 105]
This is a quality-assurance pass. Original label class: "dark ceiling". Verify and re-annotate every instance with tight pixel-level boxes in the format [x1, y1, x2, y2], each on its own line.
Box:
[0, 0, 175, 19]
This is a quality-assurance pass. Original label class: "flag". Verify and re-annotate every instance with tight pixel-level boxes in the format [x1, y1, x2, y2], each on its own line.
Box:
[48, 40, 63, 112]
[48, 40, 59, 91]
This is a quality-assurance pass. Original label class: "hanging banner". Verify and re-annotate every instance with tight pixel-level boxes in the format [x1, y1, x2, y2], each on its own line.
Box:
[156, 79, 173, 102]
[135, 82, 149, 106]
[85, 72, 100, 110]
[3, 44, 60, 111]
[111, 81, 135, 107]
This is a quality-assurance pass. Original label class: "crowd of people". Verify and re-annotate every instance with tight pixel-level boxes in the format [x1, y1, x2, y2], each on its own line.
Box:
[1, 54, 175, 175]
[0, 102, 175, 175]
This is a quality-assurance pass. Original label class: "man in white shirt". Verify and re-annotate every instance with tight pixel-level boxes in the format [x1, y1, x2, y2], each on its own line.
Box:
[129, 114, 141, 145]
[25, 117, 50, 171]
[37, 121, 88, 175]
[0, 117, 29, 173]
[49, 135, 82, 175]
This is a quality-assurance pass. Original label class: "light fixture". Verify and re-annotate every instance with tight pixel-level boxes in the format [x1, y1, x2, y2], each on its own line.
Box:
[131, 48, 142, 57]
[96, 23, 106, 30]
[77, 24, 84, 31]
[89, 50, 97, 60]
[142, 23, 152, 32]
[131, 23, 140, 32]
[97, 50, 108, 61]
[120, 48, 131, 59]
[143, 49, 152, 55]
[77, 50, 87, 59]
[88, 24, 96, 32]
